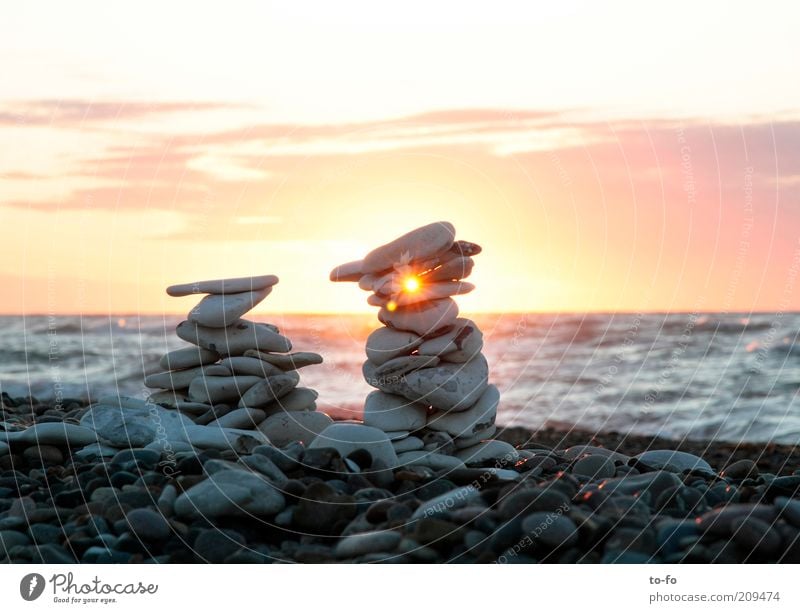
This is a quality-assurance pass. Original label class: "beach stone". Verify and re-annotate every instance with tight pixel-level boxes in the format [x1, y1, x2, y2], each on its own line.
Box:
[188, 287, 272, 328]
[453, 424, 497, 449]
[146, 389, 192, 408]
[167, 274, 279, 297]
[208, 407, 266, 429]
[423, 256, 474, 282]
[412, 485, 482, 519]
[498, 487, 571, 520]
[239, 454, 288, 486]
[260, 387, 318, 414]
[378, 298, 459, 336]
[182, 425, 267, 451]
[238, 372, 300, 407]
[427, 384, 498, 438]
[203, 365, 231, 376]
[1, 422, 98, 447]
[309, 424, 397, 468]
[1, 529, 31, 551]
[176, 319, 292, 356]
[722, 459, 759, 480]
[219, 356, 283, 378]
[656, 519, 699, 556]
[365, 327, 423, 366]
[392, 436, 424, 453]
[335, 530, 402, 558]
[593, 471, 683, 504]
[455, 440, 518, 465]
[174, 470, 285, 519]
[396, 451, 465, 471]
[418, 318, 484, 363]
[144, 365, 226, 390]
[775, 497, 800, 528]
[364, 353, 488, 412]
[187, 375, 263, 404]
[696, 504, 778, 536]
[22, 445, 63, 465]
[243, 350, 323, 371]
[258, 411, 333, 447]
[374, 355, 440, 379]
[362, 221, 455, 274]
[81, 403, 194, 447]
[521, 512, 578, 548]
[572, 454, 616, 479]
[363, 391, 428, 432]
[123, 508, 171, 541]
[562, 445, 629, 463]
[159, 346, 220, 370]
[194, 529, 245, 563]
[329, 260, 364, 282]
[634, 450, 713, 474]
[730, 516, 782, 556]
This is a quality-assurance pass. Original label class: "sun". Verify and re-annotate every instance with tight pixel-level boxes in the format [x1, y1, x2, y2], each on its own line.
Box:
[402, 276, 420, 293]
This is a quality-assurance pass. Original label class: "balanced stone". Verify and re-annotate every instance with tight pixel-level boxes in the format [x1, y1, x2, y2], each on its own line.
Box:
[219, 356, 283, 378]
[258, 411, 333, 447]
[362, 221, 455, 274]
[365, 327, 423, 365]
[453, 424, 497, 449]
[159, 347, 220, 370]
[243, 349, 323, 370]
[423, 256, 474, 282]
[363, 391, 428, 432]
[329, 260, 364, 282]
[238, 371, 300, 407]
[373, 355, 440, 380]
[392, 436, 424, 453]
[176, 319, 292, 355]
[309, 423, 398, 468]
[364, 353, 489, 412]
[145, 365, 222, 390]
[427, 384, 498, 437]
[417, 318, 483, 363]
[188, 287, 272, 328]
[260, 387, 319, 414]
[167, 274, 279, 297]
[378, 298, 459, 336]
[187, 375, 263, 404]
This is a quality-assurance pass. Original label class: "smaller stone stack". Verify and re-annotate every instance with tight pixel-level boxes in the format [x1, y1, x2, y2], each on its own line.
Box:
[145, 275, 331, 445]
[329, 222, 517, 468]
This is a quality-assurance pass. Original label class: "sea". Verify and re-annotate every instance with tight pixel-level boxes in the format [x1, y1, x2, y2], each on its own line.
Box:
[1, 313, 799, 444]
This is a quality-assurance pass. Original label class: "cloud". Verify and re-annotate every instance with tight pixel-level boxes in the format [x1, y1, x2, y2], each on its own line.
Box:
[0, 99, 243, 128]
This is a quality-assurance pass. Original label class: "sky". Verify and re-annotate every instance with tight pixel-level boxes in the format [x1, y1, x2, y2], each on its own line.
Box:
[1, 1, 799, 314]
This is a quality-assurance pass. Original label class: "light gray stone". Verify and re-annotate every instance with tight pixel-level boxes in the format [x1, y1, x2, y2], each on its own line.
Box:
[396, 450, 465, 471]
[392, 436, 424, 453]
[144, 365, 228, 390]
[219, 356, 283, 378]
[188, 287, 272, 328]
[260, 387, 319, 415]
[422, 256, 474, 282]
[0, 422, 98, 447]
[257, 411, 333, 447]
[176, 319, 292, 356]
[365, 327, 423, 366]
[309, 423, 398, 467]
[187, 375, 263, 404]
[363, 391, 428, 432]
[454, 440, 519, 465]
[453, 424, 497, 449]
[374, 354, 440, 379]
[174, 470, 285, 518]
[208, 407, 266, 429]
[418, 318, 484, 363]
[159, 346, 220, 370]
[238, 371, 300, 407]
[167, 274, 279, 297]
[634, 449, 714, 473]
[243, 349, 323, 370]
[412, 485, 482, 519]
[362, 221, 455, 274]
[364, 353, 488, 412]
[80, 401, 193, 448]
[378, 297, 459, 336]
[335, 531, 402, 558]
[427, 384, 498, 437]
[182, 425, 268, 451]
[329, 260, 364, 282]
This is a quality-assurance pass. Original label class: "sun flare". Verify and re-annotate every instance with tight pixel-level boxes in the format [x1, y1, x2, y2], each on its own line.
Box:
[402, 276, 421, 293]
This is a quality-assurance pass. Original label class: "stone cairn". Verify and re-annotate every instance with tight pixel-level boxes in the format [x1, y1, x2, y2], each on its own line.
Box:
[329, 221, 517, 469]
[144, 274, 331, 446]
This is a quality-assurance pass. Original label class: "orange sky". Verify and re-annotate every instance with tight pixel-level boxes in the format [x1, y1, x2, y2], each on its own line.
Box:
[2, 2, 800, 314]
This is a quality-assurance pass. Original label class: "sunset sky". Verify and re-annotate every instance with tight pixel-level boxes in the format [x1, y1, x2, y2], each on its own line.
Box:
[2, 1, 799, 314]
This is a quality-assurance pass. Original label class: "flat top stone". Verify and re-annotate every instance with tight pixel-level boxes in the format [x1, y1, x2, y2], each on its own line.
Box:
[167, 275, 279, 297]
[362, 221, 456, 274]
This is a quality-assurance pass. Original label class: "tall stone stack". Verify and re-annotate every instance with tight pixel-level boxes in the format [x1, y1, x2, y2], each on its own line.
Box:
[145, 275, 330, 445]
[330, 222, 516, 466]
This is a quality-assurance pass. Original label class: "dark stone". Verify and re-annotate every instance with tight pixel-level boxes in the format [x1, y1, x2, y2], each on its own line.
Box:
[366, 499, 394, 523]
[110, 471, 139, 488]
[33, 544, 76, 563]
[194, 529, 245, 563]
[721, 459, 759, 480]
[28, 523, 64, 545]
[497, 486, 571, 520]
[124, 508, 171, 541]
[417, 480, 457, 501]
[696, 503, 778, 536]
[730, 516, 782, 557]
[411, 518, 463, 547]
[292, 482, 357, 535]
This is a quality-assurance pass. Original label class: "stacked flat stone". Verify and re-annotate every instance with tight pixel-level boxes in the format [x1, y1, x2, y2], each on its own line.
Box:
[144, 275, 330, 444]
[328, 222, 516, 468]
